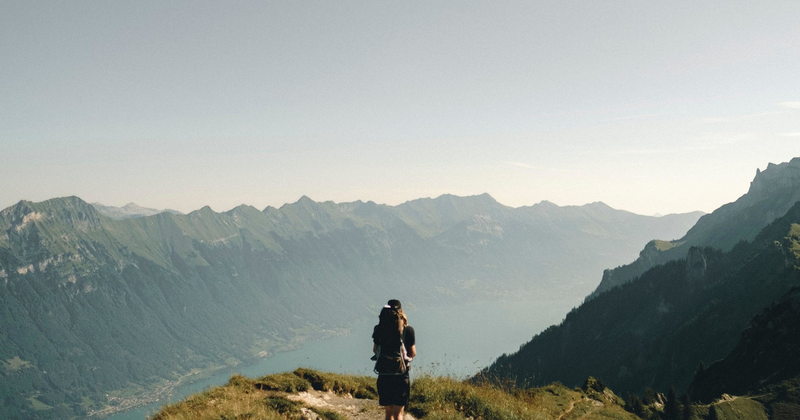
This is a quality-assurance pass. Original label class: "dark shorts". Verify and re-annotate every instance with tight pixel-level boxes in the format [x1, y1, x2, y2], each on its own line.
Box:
[377, 373, 410, 407]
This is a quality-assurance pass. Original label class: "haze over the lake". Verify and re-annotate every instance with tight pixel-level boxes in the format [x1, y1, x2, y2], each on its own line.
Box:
[2, 1, 798, 216]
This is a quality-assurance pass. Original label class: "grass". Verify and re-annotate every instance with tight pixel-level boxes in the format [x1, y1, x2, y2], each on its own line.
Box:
[410, 374, 637, 420]
[27, 396, 52, 411]
[310, 407, 350, 420]
[711, 397, 769, 420]
[292, 368, 378, 398]
[150, 369, 638, 420]
[3, 356, 32, 371]
[151, 369, 377, 420]
[254, 372, 311, 393]
[653, 240, 681, 252]
[787, 223, 800, 259]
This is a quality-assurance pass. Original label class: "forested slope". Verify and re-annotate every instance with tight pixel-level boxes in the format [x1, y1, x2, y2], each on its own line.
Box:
[480, 200, 800, 397]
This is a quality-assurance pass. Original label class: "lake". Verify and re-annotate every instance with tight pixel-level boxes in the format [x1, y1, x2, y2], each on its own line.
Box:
[108, 294, 577, 420]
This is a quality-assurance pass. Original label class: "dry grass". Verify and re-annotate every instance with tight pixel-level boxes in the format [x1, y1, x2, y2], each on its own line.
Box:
[150, 380, 289, 420]
[150, 369, 638, 420]
[410, 374, 638, 420]
[150, 369, 377, 420]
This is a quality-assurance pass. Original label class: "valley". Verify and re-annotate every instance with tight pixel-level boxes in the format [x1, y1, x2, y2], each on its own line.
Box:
[0, 193, 700, 419]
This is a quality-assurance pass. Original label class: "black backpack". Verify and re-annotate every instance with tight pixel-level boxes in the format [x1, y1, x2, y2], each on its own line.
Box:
[373, 328, 409, 375]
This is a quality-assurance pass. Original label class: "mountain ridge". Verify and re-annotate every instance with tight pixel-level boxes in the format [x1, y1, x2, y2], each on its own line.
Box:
[0, 193, 701, 419]
[479, 158, 800, 399]
[591, 157, 800, 298]
[90, 201, 183, 220]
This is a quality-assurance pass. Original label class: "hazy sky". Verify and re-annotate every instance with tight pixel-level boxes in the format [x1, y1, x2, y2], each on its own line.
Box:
[2, 1, 798, 215]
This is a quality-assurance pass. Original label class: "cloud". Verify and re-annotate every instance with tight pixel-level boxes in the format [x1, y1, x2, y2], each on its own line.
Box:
[703, 110, 788, 123]
[507, 161, 536, 169]
[781, 102, 800, 109]
[599, 111, 684, 123]
[679, 133, 752, 151]
[612, 148, 664, 155]
[780, 132, 800, 137]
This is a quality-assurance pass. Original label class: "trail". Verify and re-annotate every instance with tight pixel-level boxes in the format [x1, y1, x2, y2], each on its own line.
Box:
[283, 387, 622, 420]
[287, 389, 416, 420]
[556, 398, 579, 420]
[557, 396, 608, 420]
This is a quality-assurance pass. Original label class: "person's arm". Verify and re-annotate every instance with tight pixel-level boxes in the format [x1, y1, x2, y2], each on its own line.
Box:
[405, 326, 417, 359]
[373, 343, 378, 354]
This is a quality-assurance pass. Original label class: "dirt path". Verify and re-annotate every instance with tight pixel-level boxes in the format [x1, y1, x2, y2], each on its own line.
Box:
[556, 396, 608, 420]
[287, 389, 417, 420]
[557, 398, 578, 420]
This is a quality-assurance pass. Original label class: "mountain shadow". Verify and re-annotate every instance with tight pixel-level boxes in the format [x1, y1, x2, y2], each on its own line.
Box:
[688, 283, 800, 410]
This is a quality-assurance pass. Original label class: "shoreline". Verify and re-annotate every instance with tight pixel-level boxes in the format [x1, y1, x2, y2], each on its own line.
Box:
[93, 328, 352, 418]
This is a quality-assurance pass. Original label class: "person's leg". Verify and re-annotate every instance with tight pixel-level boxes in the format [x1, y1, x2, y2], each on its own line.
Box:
[385, 405, 403, 420]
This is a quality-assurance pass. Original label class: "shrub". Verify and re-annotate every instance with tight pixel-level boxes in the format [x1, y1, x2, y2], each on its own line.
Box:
[254, 372, 309, 393]
[292, 368, 377, 399]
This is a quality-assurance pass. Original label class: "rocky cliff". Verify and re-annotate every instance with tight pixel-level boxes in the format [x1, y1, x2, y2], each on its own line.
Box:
[591, 157, 800, 298]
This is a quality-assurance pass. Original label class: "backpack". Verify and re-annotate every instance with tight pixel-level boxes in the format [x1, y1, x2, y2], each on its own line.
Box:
[373, 327, 409, 375]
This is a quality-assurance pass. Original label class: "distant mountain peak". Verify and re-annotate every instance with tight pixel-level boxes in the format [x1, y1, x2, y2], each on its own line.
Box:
[193, 205, 215, 214]
[91, 202, 183, 220]
[228, 204, 260, 213]
[0, 196, 103, 232]
[591, 156, 800, 298]
[282, 196, 324, 212]
[747, 157, 800, 197]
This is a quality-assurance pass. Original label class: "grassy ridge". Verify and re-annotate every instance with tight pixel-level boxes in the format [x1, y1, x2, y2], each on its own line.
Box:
[151, 369, 639, 420]
[150, 371, 794, 420]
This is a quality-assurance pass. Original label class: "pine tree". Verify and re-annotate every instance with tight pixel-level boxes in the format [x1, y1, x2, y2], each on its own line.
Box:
[681, 393, 692, 420]
[708, 404, 719, 420]
[625, 393, 645, 416]
[643, 387, 656, 405]
[664, 386, 682, 420]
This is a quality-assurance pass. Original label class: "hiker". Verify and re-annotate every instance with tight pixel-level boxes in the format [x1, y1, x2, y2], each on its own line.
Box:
[372, 299, 416, 420]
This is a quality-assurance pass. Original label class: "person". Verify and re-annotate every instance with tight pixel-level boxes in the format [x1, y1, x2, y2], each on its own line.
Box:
[372, 299, 416, 420]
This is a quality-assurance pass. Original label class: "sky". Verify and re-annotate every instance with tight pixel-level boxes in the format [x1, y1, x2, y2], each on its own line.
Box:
[1, 1, 799, 216]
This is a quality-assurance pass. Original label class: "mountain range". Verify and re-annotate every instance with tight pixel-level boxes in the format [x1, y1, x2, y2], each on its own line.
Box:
[480, 157, 800, 415]
[0, 193, 700, 419]
[89, 202, 183, 220]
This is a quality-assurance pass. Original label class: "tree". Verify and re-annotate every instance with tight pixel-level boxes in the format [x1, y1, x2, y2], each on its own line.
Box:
[582, 376, 606, 393]
[708, 404, 720, 420]
[643, 387, 656, 405]
[664, 386, 682, 420]
[681, 393, 693, 420]
[625, 393, 646, 417]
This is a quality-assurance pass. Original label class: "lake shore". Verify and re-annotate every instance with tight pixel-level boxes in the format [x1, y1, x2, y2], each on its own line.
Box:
[96, 328, 351, 419]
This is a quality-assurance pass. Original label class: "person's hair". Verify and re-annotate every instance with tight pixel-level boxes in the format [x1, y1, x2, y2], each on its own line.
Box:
[378, 304, 407, 337]
[386, 299, 408, 328]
